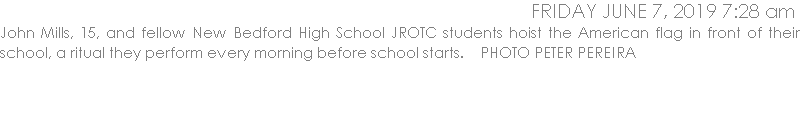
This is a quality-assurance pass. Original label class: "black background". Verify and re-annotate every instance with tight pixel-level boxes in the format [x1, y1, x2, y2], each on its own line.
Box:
[2, 1, 797, 123]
